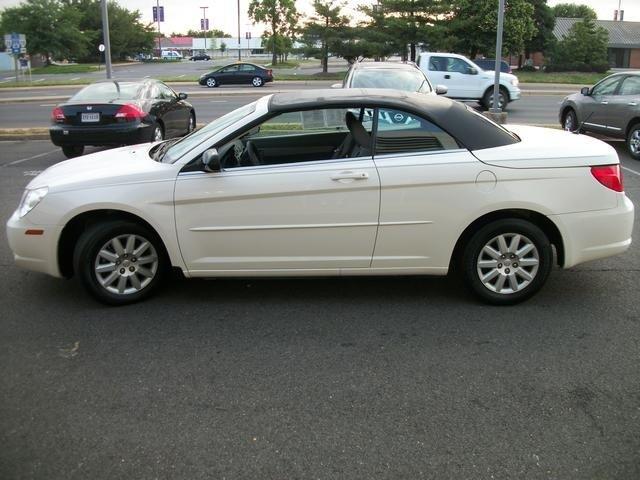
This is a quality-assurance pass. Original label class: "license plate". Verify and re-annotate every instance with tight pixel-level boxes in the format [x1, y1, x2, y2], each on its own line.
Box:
[81, 113, 100, 122]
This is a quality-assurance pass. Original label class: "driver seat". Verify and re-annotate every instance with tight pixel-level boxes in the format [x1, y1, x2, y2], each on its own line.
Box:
[332, 112, 372, 159]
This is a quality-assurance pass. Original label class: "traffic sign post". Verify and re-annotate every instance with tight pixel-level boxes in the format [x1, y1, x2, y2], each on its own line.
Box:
[4, 33, 27, 83]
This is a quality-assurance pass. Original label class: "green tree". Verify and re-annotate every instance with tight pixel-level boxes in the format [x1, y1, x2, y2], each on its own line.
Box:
[248, 0, 298, 65]
[301, 1, 349, 72]
[522, 0, 555, 65]
[0, 0, 89, 63]
[446, 0, 536, 59]
[551, 3, 597, 20]
[220, 41, 227, 55]
[548, 17, 608, 72]
[184, 29, 231, 38]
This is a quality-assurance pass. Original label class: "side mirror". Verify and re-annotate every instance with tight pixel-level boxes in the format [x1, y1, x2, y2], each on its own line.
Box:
[331, 83, 343, 89]
[580, 87, 590, 96]
[435, 84, 448, 95]
[178, 92, 188, 100]
[202, 148, 221, 172]
[468, 67, 478, 75]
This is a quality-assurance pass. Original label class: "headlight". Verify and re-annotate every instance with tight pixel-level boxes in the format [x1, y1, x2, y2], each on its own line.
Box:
[510, 77, 519, 87]
[18, 187, 48, 218]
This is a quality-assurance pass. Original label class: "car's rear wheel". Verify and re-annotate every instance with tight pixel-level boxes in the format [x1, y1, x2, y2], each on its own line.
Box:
[627, 123, 640, 160]
[252, 76, 264, 87]
[462, 219, 552, 305]
[151, 123, 164, 142]
[73, 221, 166, 305]
[206, 77, 217, 88]
[62, 145, 84, 158]
[562, 109, 578, 132]
[482, 87, 508, 111]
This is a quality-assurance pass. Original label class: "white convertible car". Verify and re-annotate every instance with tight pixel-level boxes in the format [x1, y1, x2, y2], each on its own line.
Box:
[6, 89, 634, 305]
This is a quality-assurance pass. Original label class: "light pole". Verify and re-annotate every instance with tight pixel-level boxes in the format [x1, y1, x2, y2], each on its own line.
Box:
[155, 0, 162, 58]
[201, 6, 209, 54]
[237, 0, 241, 61]
[490, 0, 505, 115]
[100, 0, 112, 79]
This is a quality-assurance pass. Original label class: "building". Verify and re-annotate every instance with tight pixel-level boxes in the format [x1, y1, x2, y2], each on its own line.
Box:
[553, 17, 640, 68]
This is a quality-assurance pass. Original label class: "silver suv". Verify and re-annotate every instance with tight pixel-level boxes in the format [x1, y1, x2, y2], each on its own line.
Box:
[559, 72, 640, 159]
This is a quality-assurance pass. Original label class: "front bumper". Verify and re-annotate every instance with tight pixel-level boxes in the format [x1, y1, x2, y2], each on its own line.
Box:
[6, 210, 63, 278]
[550, 195, 634, 268]
[507, 85, 521, 101]
[50, 122, 153, 147]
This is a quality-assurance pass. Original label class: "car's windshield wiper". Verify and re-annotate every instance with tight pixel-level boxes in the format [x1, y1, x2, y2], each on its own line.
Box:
[151, 138, 180, 162]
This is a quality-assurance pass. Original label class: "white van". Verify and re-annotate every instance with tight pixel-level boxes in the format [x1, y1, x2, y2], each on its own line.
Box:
[161, 50, 182, 61]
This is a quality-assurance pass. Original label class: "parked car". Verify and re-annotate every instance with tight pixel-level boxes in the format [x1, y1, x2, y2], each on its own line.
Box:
[49, 79, 196, 158]
[336, 61, 447, 95]
[199, 62, 273, 88]
[473, 59, 512, 74]
[417, 52, 520, 110]
[559, 72, 640, 160]
[9, 89, 633, 306]
[189, 53, 211, 61]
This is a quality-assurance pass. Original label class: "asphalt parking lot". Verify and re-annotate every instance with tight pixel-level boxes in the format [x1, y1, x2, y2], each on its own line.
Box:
[1, 139, 640, 479]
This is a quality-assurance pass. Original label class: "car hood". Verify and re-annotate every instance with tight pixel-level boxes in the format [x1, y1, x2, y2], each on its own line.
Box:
[473, 125, 618, 169]
[27, 143, 179, 192]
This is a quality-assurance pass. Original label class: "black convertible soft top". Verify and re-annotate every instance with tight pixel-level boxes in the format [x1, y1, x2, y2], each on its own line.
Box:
[268, 89, 519, 151]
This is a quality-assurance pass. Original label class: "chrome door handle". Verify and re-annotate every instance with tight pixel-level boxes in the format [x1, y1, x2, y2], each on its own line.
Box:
[628, 102, 638, 106]
[600, 101, 608, 105]
[444, 74, 451, 79]
[331, 171, 369, 181]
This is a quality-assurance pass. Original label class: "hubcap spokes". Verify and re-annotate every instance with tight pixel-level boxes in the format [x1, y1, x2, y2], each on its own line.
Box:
[154, 128, 162, 141]
[630, 130, 640, 154]
[476, 233, 539, 295]
[564, 115, 573, 131]
[94, 234, 158, 295]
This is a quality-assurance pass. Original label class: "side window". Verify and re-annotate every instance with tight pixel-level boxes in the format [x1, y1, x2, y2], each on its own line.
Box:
[447, 58, 472, 74]
[619, 76, 640, 96]
[221, 65, 239, 73]
[158, 83, 176, 100]
[240, 64, 256, 72]
[592, 76, 621, 96]
[375, 108, 460, 155]
[428, 56, 447, 72]
[149, 84, 162, 100]
[218, 107, 374, 168]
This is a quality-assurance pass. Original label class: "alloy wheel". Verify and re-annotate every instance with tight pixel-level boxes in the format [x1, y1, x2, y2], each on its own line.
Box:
[94, 234, 159, 296]
[206, 78, 216, 87]
[564, 113, 574, 131]
[153, 126, 163, 142]
[476, 233, 540, 294]
[252, 77, 263, 87]
[629, 129, 640, 155]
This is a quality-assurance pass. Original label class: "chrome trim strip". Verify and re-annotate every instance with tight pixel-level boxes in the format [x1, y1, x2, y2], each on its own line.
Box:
[189, 222, 378, 232]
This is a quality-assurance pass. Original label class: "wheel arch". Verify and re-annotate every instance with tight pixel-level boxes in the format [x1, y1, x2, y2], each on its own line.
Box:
[58, 209, 173, 278]
[449, 208, 564, 271]
[625, 117, 640, 137]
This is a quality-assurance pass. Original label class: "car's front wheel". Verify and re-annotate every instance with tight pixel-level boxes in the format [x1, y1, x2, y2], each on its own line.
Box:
[73, 221, 166, 305]
[562, 108, 578, 132]
[206, 77, 217, 88]
[462, 219, 552, 305]
[186, 112, 196, 134]
[252, 76, 264, 87]
[62, 145, 84, 158]
[481, 87, 508, 111]
[627, 123, 640, 160]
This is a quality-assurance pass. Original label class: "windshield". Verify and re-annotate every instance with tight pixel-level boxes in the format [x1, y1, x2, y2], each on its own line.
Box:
[162, 101, 257, 163]
[71, 82, 141, 102]
[351, 69, 432, 93]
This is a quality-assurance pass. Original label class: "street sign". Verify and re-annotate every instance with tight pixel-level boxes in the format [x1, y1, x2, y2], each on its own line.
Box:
[98, 44, 105, 52]
[152, 6, 164, 22]
[4, 32, 26, 55]
[200, 18, 209, 30]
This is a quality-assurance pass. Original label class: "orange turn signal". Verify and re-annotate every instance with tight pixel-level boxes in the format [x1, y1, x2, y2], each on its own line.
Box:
[25, 229, 44, 235]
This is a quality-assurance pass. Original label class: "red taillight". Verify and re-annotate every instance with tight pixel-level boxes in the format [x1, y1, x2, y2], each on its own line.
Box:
[51, 106, 65, 123]
[591, 164, 624, 192]
[115, 103, 146, 122]
[267, 69, 273, 76]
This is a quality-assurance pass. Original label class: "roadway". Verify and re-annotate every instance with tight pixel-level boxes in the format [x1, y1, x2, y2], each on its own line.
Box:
[1, 138, 639, 478]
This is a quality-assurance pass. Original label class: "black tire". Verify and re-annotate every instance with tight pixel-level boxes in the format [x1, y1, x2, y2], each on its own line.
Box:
[73, 220, 167, 305]
[461, 219, 552, 305]
[626, 123, 640, 160]
[251, 76, 264, 87]
[481, 87, 509, 111]
[562, 108, 579, 133]
[62, 145, 84, 158]
[205, 77, 217, 88]
[151, 123, 164, 142]
[186, 111, 196, 134]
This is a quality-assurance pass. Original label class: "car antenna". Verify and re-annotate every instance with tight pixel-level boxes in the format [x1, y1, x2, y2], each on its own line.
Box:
[574, 111, 593, 134]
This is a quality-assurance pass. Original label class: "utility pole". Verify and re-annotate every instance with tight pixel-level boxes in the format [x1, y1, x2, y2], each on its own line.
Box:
[237, 0, 241, 61]
[100, 0, 112, 79]
[490, 0, 505, 115]
[201, 6, 209, 54]
[156, 0, 162, 57]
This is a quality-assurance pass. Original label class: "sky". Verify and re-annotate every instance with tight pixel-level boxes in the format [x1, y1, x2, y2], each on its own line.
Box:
[0, 0, 637, 37]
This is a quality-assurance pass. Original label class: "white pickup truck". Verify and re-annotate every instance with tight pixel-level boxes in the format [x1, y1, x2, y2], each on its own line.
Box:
[417, 52, 521, 110]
